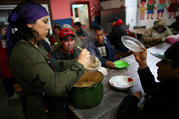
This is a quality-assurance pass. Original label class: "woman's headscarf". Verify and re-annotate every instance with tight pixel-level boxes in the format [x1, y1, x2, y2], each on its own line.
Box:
[6, 0, 48, 54]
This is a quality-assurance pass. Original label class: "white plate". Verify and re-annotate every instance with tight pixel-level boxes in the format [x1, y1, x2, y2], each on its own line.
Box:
[121, 35, 145, 52]
[109, 75, 134, 90]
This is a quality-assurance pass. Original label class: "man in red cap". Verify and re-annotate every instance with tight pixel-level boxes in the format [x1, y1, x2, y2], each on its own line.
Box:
[52, 28, 80, 60]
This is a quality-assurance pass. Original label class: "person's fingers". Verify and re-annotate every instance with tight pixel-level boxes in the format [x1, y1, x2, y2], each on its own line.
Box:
[132, 91, 142, 100]
[133, 51, 138, 57]
[141, 47, 147, 53]
[110, 63, 115, 68]
[82, 49, 90, 56]
[140, 47, 145, 50]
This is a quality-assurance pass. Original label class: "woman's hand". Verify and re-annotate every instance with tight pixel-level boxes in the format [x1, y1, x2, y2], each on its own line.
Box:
[133, 47, 148, 69]
[77, 49, 90, 67]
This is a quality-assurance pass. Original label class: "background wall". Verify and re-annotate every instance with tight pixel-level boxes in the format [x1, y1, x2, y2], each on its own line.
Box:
[50, 0, 71, 20]
[136, 0, 179, 28]
[50, 0, 179, 30]
[50, 0, 100, 27]
[125, 0, 137, 30]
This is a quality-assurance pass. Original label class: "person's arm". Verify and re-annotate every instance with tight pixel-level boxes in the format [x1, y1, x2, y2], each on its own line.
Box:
[137, 67, 156, 93]
[133, 48, 156, 93]
[31, 57, 85, 97]
[56, 59, 79, 71]
[9, 48, 85, 98]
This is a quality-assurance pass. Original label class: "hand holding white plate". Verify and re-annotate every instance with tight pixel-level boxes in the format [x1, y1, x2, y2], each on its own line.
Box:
[109, 75, 134, 90]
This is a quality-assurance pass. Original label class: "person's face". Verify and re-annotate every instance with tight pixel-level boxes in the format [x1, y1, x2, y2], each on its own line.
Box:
[111, 21, 116, 26]
[95, 30, 105, 44]
[27, 16, 50, 40]
[54, 28, 60, 35]
[159, 0, 166, 4]
[148, 0, 154, 4]
[157, 25, 165, 32]
[141, 1, 146, 6]
[156, 60, 179, 81]
[1, 28, 6, 36]
[74, 25, 80, 31]
[60, 36, 75, 52]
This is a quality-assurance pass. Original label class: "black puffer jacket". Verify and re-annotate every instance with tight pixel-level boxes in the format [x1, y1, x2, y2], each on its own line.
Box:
[107, 24, 128, 52]
[117, 67, 179, 119]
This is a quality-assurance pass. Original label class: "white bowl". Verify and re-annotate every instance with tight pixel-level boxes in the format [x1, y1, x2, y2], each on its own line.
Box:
[85, 56, 101, 71]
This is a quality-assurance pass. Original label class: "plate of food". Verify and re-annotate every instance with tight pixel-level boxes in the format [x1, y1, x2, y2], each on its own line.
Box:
[113, 60, 130, 69]
[109, 75, 134, 90]
[121, 35, 145, 52]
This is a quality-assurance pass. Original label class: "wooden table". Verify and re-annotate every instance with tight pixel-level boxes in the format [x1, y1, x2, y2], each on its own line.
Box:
[69, 42, 171, 119]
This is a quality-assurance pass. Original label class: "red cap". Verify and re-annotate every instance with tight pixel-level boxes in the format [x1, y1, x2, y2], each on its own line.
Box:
[115, 19, 123, 26]
[59, 28, 75, 39]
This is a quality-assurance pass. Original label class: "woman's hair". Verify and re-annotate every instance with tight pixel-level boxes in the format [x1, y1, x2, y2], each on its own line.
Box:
[74, 22, 82, 28]
[12, 24, 37, 44]
[6, 0, 48, 55]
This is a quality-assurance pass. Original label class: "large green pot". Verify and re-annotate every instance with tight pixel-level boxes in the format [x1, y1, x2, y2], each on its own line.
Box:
[69, 70, 103, 109]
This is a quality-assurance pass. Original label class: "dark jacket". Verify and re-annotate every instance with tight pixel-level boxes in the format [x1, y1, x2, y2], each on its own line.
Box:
[117, 67, 179, 119]
[169, 22, 179, 31]
[52, 46, 80, 60]
[108, 24, 128, 52]
[76, 28, 88, 37]
[86, 38, 116, 67]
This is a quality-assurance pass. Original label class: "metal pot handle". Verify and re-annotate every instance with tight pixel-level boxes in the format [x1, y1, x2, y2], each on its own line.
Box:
[92, 83, 97, 88]
[85, 83, 98, 89]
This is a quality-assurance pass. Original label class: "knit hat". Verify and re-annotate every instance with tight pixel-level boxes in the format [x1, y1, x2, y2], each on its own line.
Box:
[154, 19, 167, 28]
[151, 42, 179, 67]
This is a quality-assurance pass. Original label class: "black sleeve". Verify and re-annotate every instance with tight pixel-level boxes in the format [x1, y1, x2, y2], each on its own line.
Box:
[40, 40, 51, 53]
[117, 95, 140, 119]
[168, 23, 175, 29]
[137, 67, 156, 93]
[107, 30, 115, 45]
